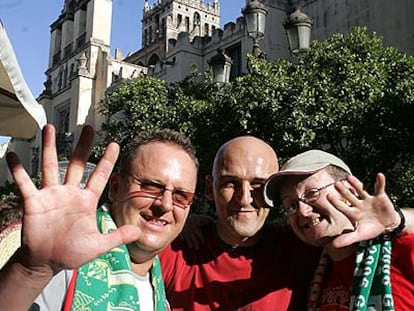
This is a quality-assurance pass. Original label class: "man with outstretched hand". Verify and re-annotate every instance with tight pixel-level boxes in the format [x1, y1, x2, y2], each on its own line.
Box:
[0, 124, 198, 311]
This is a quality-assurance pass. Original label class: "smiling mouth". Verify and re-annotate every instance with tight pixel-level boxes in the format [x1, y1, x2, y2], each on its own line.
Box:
[304, 217, 321, 229]
[141, 214, 168, 226]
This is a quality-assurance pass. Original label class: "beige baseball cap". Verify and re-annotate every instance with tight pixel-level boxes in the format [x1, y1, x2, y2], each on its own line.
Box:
[264, 149, 351, 207]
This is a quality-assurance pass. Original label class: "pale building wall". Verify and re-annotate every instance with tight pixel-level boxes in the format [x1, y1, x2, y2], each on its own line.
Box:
[302, 0, 414, 54]
[88, 0, 112, 45]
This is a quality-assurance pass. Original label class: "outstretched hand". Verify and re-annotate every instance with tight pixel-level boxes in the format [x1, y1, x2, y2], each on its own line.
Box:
[327, 173, 400, 248]
[6, 124, 140, 274]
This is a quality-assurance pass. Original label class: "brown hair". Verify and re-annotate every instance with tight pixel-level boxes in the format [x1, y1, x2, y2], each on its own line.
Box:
[119, 129, 199, 176]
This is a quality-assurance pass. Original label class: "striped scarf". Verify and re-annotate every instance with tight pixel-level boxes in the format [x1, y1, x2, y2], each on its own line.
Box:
[69, 205, 168, 311]
[307, 239, 394, 311]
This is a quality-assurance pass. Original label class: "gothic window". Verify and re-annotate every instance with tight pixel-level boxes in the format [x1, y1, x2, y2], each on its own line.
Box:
[177, 14, 182, 28]
[193, 12, 201, 26]
[144, 29, 148, 45]
[76, 8, 87, 48]
[52, 28, 62, 65]
[204, 23, 209, 36]
[185, 16, 190, 32]
[55, 104, 72, 158]
[161, 18, 166, 38]
[155, 14, 160, 39]
[58, 67, 64, 90]
[56, 105, 70, 134]
[63, 64, 68, 88]
[148, 54, 160, 67]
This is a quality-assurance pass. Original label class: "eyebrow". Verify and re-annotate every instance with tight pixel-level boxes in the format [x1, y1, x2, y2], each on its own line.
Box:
[219, 175, 267, 182]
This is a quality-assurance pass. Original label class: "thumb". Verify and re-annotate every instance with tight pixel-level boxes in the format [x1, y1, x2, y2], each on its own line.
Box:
[97, 225, 141, 253]
[330, 232, 359, 249]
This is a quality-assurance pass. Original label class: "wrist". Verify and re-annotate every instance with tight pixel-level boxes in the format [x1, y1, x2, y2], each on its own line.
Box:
[0, 255, 54, 310]
[383, 205, 406, 240]
[9, 247, 57, 279]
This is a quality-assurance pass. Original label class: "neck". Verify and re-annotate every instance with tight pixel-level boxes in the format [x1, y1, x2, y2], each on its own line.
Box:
[127, 245, 156, 276]
[325, 243, 358, 261]
[131, 259, 154, 276]
[216, 223, 261, 248]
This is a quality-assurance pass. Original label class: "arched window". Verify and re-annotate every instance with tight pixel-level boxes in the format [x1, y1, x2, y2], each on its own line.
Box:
[193, 12, 201, 26]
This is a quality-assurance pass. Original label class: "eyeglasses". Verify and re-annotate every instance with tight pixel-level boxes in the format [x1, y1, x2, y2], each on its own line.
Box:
[126, 175, 195, 209]
[281, 179, 345, 217]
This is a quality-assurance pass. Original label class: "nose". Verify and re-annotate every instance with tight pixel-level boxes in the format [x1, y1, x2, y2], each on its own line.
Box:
[236, 181, 253, 206]
[296, 200, 313, 217]
[155, 189, 174, 211]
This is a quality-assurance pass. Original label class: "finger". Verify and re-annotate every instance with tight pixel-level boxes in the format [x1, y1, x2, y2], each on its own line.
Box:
[327, 193, 353, 214]
[65, 125, 95, 186]
[6, 152, 38, 199]
[86, 142, 120, 196]
[346, 175, 369, 199]
[331, 231, 359, 248]
[374, 173, 386, 195]
[41, 124, 59, 187]
[333, 182, 360, 207]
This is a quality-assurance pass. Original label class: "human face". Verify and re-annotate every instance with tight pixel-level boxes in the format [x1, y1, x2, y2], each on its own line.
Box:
[279, 170, 354, 247]
[209, 137, 278, 246]
[109, 142, 197, 262]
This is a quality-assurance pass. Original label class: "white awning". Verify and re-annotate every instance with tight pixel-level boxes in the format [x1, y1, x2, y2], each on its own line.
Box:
[0, 21, 47, 139]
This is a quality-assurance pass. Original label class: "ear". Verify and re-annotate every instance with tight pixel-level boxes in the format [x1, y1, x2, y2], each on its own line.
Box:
[108, 173, 122, 202]
[205, 175, 214, 201]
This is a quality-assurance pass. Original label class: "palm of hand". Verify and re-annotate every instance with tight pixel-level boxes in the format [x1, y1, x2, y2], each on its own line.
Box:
[7, 125, 140, 273]
[20, 184, 104, 271]
[329, 173, 397, 248]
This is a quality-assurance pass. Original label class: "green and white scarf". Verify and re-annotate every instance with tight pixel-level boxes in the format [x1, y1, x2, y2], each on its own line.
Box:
[307, 238, 394, 311]
[350, 239, 394, 310]
[70, 206, 168, 311]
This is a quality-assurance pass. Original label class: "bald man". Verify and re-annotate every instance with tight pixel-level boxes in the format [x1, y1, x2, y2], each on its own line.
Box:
[159, 136, 319, 310]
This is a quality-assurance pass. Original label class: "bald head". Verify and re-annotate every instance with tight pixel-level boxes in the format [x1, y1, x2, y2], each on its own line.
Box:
[209, 136, 279, 246]
[212, 136, 278, 179]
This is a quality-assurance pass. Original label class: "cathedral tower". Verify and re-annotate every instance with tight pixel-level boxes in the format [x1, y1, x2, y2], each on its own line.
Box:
[138, 0, 220, 66]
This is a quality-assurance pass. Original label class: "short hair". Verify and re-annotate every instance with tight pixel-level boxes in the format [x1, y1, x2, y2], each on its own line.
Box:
[326, 165, 350, 181]
[119, 129, 199, 176]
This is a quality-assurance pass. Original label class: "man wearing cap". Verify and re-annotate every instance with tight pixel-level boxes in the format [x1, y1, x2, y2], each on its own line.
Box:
[264, 149, 414, 310]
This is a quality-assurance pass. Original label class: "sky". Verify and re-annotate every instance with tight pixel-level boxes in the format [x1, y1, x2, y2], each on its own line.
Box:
[0, 0, 245, 143]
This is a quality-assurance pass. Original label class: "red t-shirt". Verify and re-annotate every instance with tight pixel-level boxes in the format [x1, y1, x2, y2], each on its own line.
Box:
[318, 234, 414, 311]
[160, 223, 320, 311]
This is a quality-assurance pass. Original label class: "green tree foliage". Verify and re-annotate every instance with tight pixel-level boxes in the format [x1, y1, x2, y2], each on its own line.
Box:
[92, 26, 414, 211]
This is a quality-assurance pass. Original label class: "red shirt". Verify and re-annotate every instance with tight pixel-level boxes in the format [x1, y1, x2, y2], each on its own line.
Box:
[160, 223, 319, 311]
[318, 234, 414, 311]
